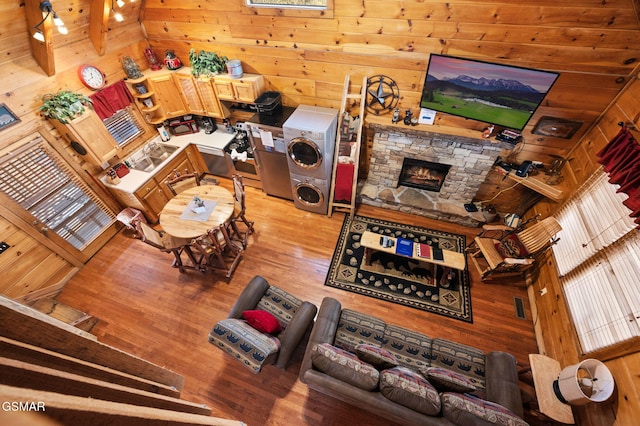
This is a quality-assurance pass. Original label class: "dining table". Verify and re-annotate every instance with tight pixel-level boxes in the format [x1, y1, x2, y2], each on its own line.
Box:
[159, 184, 235, 239]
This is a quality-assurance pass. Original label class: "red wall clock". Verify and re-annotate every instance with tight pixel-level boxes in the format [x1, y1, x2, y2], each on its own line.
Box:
[78, 64, 106, 91]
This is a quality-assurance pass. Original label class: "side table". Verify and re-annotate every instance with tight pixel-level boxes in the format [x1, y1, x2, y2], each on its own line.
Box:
[524, 354, 575, 424]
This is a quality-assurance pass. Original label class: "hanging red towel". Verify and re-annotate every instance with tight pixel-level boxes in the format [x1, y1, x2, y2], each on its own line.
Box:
[90, 80, 135, 120]
[335, 163, 355, 202]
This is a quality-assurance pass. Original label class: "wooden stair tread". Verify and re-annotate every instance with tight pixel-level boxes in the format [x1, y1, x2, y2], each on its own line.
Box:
[29, 299, 97, 332]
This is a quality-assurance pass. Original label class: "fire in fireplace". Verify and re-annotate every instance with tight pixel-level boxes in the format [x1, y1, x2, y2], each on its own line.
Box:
[397, 158, 451, 192]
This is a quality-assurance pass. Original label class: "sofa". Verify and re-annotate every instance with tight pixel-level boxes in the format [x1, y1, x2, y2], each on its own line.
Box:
[299, 297, 528, 426]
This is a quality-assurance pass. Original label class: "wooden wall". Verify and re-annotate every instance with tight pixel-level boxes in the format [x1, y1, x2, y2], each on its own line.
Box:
[141, 0, 640, 213]
[529, 77, 640, 426]
[0, 0, 148, 299]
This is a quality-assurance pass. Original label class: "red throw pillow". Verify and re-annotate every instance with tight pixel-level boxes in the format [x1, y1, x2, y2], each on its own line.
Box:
[243, 310, 282, 334]
[495, 233, 529, 258]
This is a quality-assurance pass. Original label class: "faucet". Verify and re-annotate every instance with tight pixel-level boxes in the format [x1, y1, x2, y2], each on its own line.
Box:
[143, 141, 158, 155]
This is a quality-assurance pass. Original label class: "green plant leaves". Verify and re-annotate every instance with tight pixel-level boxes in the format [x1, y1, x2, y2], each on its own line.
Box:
[39, 90, 93, 124]
[188, 48, 229, 77]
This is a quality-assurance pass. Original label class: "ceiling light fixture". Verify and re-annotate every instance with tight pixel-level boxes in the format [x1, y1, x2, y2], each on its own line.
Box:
[32, 1, 68, 42]
[112, 0, 124, 22]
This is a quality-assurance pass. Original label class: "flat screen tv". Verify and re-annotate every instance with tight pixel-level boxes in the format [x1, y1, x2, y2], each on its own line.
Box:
[420, 54, 559, 131]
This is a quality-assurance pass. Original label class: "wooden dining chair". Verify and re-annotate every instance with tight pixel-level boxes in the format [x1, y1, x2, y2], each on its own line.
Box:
[191, 226, 243, 278]
[165, 168, 201, 196]
[134, 222, 199, 273]
[227, 174, 255, 248]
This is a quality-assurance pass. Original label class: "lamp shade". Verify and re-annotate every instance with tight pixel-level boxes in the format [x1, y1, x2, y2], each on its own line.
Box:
[553, 359, 614, 405]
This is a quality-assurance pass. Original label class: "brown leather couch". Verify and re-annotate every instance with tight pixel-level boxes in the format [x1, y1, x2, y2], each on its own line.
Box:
[299, 297, 527, 426]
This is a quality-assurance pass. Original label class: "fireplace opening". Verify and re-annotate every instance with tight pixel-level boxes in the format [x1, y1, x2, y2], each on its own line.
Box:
[398, 158, 451, 192]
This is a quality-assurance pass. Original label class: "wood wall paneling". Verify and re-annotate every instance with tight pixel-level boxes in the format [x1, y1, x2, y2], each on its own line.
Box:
[529, 78, 640, 426]
[141, 0, 640, 206]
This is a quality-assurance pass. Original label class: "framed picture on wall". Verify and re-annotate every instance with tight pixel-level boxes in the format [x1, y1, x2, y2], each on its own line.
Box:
[532, 116, 583, 139]
[0, 104, 20, 131]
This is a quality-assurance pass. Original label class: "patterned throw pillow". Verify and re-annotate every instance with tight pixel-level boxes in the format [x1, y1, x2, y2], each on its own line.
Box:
[441, 392, 528, 426]
[242, 310, 282, 334]
[311, 343, 380, 391]
[379, 366, 441, 416]
[495, 234, 529, 258]
[355, 344, 399, 370]
[419, 366, 477, 393]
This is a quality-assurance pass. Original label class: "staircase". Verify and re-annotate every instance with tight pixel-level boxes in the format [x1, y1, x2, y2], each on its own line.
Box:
[29, 298, 98, 333]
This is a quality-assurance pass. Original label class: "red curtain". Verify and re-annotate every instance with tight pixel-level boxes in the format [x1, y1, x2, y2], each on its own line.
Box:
[596, 127, 640, 224]
[89, 80, 134, 120]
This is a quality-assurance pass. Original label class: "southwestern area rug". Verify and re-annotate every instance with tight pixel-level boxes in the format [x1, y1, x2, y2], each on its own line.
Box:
[325, 215, 472, 323]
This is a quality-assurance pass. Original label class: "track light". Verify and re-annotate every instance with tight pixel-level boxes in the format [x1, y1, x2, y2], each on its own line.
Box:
[33, 30, 45, 42]
[32, 1, 67, 42]
[116, 0, 125, 7]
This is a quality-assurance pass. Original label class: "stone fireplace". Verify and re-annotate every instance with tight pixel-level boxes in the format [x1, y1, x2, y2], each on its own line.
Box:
[359, 123, 508, 226]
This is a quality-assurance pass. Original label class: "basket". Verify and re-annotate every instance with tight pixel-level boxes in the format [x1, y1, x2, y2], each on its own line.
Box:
[252, 91, 282, 115]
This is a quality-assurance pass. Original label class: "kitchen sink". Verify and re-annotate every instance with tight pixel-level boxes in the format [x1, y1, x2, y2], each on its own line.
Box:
[127, 142, 178, 173]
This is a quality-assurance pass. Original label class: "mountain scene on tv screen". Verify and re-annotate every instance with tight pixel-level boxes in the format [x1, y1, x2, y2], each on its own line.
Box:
[421, 73, 547, 129]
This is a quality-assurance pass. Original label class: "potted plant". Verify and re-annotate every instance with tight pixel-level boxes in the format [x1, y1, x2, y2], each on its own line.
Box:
[188, 48, 228, 78]
[39, 90, 93, 124]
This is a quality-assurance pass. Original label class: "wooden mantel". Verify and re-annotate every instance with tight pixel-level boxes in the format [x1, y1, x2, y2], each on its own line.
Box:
[365, 114, 515, 149]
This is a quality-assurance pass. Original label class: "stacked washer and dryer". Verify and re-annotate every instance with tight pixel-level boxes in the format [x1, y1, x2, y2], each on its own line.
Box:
[283, 105, 339, 214]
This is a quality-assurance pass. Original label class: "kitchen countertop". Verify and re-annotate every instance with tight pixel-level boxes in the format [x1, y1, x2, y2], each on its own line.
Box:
[101, 129, 235, 193]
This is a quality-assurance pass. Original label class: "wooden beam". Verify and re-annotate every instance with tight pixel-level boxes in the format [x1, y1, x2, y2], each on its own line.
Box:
[25, 0, 55, 76]
[0, 296, 186, 391]
[89, 0, 111, 56]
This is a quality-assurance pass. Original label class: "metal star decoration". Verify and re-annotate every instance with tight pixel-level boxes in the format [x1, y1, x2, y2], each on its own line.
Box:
[366, 75, 400, 115]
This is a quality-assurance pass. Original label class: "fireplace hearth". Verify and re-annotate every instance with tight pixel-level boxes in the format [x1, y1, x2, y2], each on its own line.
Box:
[398, 158, 451, 192]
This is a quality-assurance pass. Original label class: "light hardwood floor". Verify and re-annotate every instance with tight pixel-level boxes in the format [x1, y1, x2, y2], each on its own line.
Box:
[56, 178, 538, 426]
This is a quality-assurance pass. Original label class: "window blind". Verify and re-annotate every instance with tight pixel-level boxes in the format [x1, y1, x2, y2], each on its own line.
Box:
[553, 168, 639, 354]
[562, 232, 640, 353]
[0, 137, 115, 250]
[247, 0, 327, 8]
[553, 170, 636, 275]
[103, 106, 143, 148]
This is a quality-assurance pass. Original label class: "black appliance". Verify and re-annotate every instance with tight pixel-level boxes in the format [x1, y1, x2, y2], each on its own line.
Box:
[197, 116, 217, 134]
[224, 127, 261, 189]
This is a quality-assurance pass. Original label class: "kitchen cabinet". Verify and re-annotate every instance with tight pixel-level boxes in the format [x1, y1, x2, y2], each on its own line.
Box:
[213, 73, 265, 103]
[193, 77, 226, 118]
[174, 73, 226, 118]
[174, 72, 206, 115]
[148, 73, 188, 119]
[108, 145, 204, 222]
[51, 109, 121, 166]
